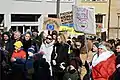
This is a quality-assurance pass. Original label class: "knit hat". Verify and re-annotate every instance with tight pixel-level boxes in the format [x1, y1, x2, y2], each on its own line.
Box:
[32, 29, 39, 33]
[93, 42, 99, 48]
[14, 41, 23, 48]
[28, 45, 35, 54]
[98, 44, 107, 51]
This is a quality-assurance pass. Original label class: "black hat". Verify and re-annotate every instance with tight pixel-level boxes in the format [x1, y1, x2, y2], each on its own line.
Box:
[32, 29, 39, 33]
[52, 30, 58, 35]
[93, 42, 99, 48]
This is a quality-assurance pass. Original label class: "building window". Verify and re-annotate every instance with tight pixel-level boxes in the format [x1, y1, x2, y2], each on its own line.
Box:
[0, 14, 4, 31]
[11, 14, 41, 22]
[48, 14, 57, 18]
[95, 15, 103, 23]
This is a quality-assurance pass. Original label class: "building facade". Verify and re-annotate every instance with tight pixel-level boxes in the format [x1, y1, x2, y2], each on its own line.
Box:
[109, 0, 120, 39]
[78, 0, 109, 40]
[0, 0, 75, 33]
[78, 0, 120, 39]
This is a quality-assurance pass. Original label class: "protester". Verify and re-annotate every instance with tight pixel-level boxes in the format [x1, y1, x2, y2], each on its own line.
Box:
[22, 31, 37, 57]
[1, 32, 14, 65]
[11, 41, 26, 80]
[51, 30, 58, 43]
[51, 33, 69, 80]
[63, 38, 82, 80]
[92, 44, 116, 80]
[112, 44, 120, 80]
[12, 31, 22, 43]
[38, 34, 54, 79]
[32, 29, 40, 50]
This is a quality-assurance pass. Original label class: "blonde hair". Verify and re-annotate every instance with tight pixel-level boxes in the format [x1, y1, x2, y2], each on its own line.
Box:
[58, 33, 67, 44]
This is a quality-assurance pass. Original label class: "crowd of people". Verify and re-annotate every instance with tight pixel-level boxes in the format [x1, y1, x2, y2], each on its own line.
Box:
[0, 29, 120, 80]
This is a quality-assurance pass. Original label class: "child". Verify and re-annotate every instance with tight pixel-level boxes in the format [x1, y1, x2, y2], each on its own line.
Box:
[11, 41, 26, 80]
[11, 41, 26, 62]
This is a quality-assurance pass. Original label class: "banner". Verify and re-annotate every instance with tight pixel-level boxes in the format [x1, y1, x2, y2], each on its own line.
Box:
[59, 25, 84, 35]
[43, 17, 60, 31]
[60, 11, 73, 24]
[73, 5, 96, 34]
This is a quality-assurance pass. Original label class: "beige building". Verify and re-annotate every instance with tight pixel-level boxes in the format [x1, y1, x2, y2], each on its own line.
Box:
[78, 0, 120, 39]
[78, 0, 109, 40]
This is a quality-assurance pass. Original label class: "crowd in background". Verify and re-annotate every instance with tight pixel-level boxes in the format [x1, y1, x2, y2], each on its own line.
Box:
[1, 29, 120, 80]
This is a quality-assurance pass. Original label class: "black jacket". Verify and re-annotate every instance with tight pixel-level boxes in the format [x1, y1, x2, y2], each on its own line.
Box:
[51, 43, 69, 71]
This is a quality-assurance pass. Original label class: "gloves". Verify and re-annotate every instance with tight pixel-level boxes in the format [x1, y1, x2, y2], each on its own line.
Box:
[16, 58, 26, 64]
[117, 64, 120, 69]
[52, 60, 56, 65]
[60, 62, 65, 70]
[11, 58, 16, 62]
[28, 52, 33, 57]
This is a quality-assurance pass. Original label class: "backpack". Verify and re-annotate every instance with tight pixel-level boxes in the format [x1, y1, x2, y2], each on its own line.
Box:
[63, 71, 80, 80]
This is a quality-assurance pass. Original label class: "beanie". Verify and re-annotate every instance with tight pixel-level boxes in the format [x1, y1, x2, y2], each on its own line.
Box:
[98, 44, 107, 51]
[14, 41, 23, 48]
[28, 45, 35, 54]
[93, 42, 99, 48]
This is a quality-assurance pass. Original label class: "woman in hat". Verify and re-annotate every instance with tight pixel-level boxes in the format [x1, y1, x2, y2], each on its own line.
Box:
[92, 44, 116, 80]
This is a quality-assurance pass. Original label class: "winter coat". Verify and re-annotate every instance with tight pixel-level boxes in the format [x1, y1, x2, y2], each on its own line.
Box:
[92, 51, 116, 80]
[33, 58, 52, 80]
[11, 50, 27, 80]
[51, 43, 69, 72]
[39, 41, 54, 76]
[112, 53, 120, 80]
[1, 39, 14, 57]
[22, 39, 38, 58]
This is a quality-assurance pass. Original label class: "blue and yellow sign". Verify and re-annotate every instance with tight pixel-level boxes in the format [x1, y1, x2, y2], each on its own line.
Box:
[43, 17, 60, 31]
[59, 24, 84, 35]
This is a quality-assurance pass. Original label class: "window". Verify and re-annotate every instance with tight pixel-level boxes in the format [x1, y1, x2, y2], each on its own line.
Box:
[11, 14, 41, 22]
[95, 15, 103, 23]
[0, 14, 4, 29]
[48, 14, 57, 18]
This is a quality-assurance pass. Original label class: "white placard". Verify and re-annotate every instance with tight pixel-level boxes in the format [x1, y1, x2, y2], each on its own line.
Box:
[73, 5, 96, 34]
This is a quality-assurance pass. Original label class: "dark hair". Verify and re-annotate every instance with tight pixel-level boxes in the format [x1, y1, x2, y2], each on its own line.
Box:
[72, 37, 76, 40]
[2, 32, 10, 41]
[32, 29, 39, 33]
[52, 30, 58, 35]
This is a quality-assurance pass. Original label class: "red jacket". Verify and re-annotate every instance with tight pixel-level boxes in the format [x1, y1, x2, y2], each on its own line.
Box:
[92, 51, 116, 80]
[12, 50, 26, 59]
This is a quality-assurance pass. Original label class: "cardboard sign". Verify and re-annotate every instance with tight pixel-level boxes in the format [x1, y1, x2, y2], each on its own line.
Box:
[60, 11, 73, 24]
[43, 17, 60, 31]
[73, 5, 96, 34]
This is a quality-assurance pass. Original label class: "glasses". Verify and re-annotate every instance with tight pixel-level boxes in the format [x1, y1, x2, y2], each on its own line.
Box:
[76, 45, 81, 46]
[46, 37, 52, 40]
